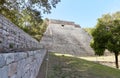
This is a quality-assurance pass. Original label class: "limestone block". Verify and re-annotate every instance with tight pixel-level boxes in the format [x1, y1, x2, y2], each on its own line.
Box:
[2, 26, 7, 30]
[4, 53, 14, 64]
[2, 30, 7, 35]
[14, 53, 22, 62]
[22, 70, 31, 78]
[17, 59, 26, 78]
[28, 51, 34, 56]
[10, 74, 17, 78]
[0, 66, 8, 78]
[0, 29, 2, 34]
[20, 52, 27, 59]
[8, 63, 17, 77]
[24, 63, 31, 73]
[0, 55, 6, 68]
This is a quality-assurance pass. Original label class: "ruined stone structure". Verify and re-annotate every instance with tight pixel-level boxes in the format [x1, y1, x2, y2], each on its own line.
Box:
[40, 19, 94, 56]
[0, 15, 46, 78]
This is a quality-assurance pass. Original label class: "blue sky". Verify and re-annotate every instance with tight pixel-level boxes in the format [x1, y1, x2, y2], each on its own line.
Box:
[43, 0, 120, 28]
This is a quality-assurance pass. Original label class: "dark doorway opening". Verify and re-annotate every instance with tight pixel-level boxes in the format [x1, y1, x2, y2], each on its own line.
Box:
[61, 25, 64, 27]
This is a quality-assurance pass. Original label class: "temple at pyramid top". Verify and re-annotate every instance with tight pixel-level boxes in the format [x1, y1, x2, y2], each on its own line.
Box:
[49, 19, 81, 28]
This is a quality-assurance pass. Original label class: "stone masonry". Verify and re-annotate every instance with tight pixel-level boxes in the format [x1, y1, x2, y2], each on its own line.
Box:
[0, 14, 40, 53]
[40, 19, 94, 56]
[0, 15, 47, 78]
[0, 49, 46, 78]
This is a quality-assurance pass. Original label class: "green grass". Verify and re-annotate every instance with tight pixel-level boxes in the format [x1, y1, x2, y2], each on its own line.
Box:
[47, 52, 120, 78]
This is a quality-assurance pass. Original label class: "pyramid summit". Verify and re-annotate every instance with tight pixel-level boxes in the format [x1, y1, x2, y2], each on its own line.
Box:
[40, 19, 94, 56]
[49, 19, 81, 28]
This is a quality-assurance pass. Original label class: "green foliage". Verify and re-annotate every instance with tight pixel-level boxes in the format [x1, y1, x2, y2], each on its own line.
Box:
[21, 18, 48, 41]
[0, 0, 61, 15]
[91, 11, 120, 68]
[32, 19, 48, 41]
[84, 28, 94, 35]
[0, 0, 60, 41]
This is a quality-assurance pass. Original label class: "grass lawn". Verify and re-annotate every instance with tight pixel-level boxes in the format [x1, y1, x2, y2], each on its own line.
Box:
[47, 52, 120, 78]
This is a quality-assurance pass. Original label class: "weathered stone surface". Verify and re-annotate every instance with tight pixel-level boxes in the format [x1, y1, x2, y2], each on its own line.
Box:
[0, 14, 40, 53]
[16, 60, 24, 78]
[5, 53, 14, 64]
[0, 55, 6, 68]
[14, 53, 20, 62]
[0, 49, 46, 78]
[0, 15, 47, 78]
[10, 74, 17, 78]
[40, 20, 94, 56]
[14, 52, 27, 62]
[0, 66, 8, 78]
[8, 63, 17, 77]
[17, 52, 27, 60]
[28, 51, 34, 56]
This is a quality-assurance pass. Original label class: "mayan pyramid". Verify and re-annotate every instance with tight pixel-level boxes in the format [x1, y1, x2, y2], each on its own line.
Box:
[40, 19, 94, 56]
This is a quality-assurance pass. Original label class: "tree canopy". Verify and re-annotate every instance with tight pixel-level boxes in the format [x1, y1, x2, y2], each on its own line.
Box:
[91, 12, 120, 68]
[0, 0, 60, 41]
[0, 0, 61, 14]
[0, 0, 61, 22]
[84, 28, 94, 35]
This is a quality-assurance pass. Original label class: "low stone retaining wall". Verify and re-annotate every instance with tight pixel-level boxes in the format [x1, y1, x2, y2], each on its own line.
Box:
[0, 49, 46, 78]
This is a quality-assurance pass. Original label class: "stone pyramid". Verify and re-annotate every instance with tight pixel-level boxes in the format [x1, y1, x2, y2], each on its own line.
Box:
[40, 19, 94, 56]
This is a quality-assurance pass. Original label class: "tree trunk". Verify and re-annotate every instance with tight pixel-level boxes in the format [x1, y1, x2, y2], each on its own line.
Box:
[114, 53, 119, 68]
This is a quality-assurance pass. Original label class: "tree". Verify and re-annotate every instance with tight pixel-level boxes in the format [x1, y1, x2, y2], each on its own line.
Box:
[0, 0, 61, 24]
[91, 12, 120, 68]
[16, 9, 49, 41]
[0, 0, 61, 14]
[0, 0, 60, 41]
[84, 28, 95, 35]
[0, 0, 60, 27]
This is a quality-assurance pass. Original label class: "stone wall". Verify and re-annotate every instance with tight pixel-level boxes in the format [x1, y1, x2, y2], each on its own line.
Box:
[0, 15, 47, 78]
[0, 49, 46, 78]
[0, 14, 40, 53]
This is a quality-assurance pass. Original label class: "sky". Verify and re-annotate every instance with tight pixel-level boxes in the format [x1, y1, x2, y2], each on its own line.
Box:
[43, 0, 120, 28]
